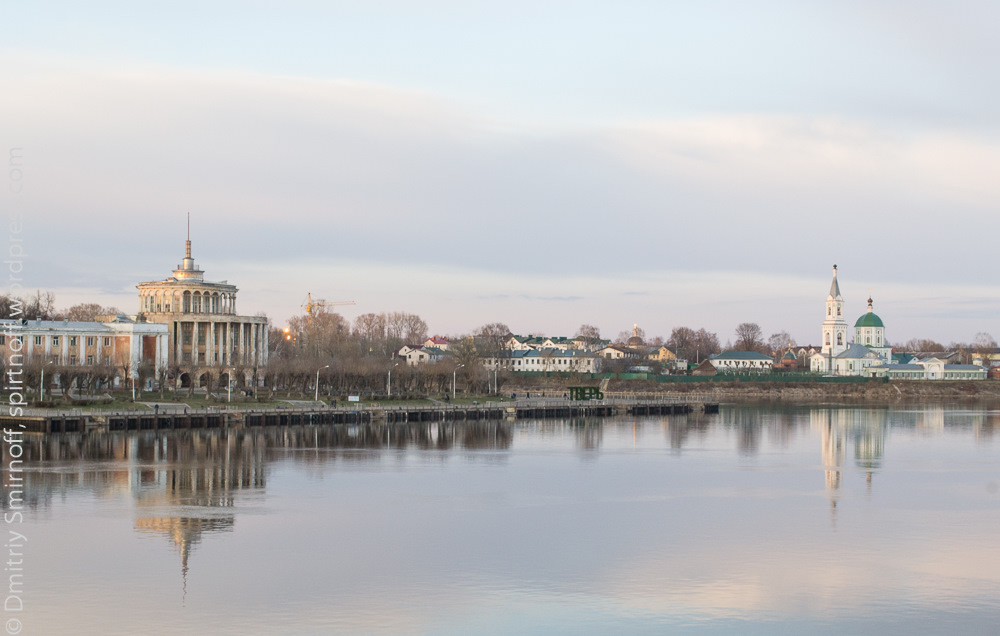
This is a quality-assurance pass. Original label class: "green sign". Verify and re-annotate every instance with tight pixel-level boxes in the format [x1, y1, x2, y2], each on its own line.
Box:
[568, 387, 604, 401]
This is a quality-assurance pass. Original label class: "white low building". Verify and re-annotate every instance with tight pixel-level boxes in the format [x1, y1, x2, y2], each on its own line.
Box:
[1, 316, 169, 386]
[872, 360, 987, 380]
[708, 351, 774, 373]
[483, 348, 599, 373]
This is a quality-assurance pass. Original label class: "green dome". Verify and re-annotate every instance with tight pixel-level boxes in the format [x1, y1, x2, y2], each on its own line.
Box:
[855, 312, 884, 328]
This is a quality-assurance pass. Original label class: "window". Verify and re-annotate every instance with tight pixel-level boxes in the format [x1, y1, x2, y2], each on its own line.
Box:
[182, 353, 191, 363]
[0, 335, 4, 345]
[34, 336, 42, 346]
[52, 336, 59, 346]
[70, 336, 77, 346]
[103, 355, 111, 365]
[103, 337, 111, 347]
[87, 355, 94, 365]
[70, 355, 77, 365]
[837, 334, 843, 346]
[86, 337, 95, 347]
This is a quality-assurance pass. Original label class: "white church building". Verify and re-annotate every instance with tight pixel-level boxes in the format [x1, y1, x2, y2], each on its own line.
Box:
[810, 265, 892, 376]
[807, 265, 986, 380]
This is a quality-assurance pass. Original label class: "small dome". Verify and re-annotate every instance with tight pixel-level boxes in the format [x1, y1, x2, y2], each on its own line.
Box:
[855, 312, 884, 328]
[626, 335, 644, 347]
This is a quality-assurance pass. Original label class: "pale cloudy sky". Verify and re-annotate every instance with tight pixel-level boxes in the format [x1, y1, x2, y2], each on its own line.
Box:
[1, 1, 998, 346]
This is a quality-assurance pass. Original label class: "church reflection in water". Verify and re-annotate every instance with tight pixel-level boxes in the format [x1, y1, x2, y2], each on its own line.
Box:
[812, 408, 888, 520]
[3, 409, 996, 587]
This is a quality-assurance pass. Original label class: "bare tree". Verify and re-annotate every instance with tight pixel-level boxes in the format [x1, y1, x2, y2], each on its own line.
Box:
[669, 327, 721, 363]
[974, 332, 997, 350]
[386, 312, 428, 343]
[475, 322, 511, 361]
[902, 338, 945, 353]
[23, 291, 58, 320]
[767, 331, 797, 354]
[64, 303, 122, 321]
[575, 324, 602, 350]
[734, 323, 765, 352]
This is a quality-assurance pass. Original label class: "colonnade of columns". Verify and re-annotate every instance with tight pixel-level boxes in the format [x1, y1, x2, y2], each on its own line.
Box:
[169, 319, 268, 368]
[139, 289, 238, 316]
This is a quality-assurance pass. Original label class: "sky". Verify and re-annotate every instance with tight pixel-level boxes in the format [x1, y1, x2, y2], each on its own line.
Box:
[1, 1, 998, 347]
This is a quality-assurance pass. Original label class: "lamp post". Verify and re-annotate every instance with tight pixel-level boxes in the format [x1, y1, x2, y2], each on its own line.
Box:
[453, 364, 464, 400]
[40, 360, 54, 401]
[388, 363, 398, 398]
[315, 365, 329, 402]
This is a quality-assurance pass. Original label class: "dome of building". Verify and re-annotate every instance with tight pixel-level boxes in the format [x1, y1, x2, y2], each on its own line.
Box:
[855, 312, 884, 328]
[855, 296, 884, 328]
[626, 323, 644, 347]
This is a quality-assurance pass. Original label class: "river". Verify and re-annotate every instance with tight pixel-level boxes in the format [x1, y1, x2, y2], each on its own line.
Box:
[4, 405, 999, 635]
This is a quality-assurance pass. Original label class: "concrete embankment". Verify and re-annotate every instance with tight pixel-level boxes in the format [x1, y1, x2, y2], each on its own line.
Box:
[3, 395, 719, 434]
[508, 378, 1000, 405]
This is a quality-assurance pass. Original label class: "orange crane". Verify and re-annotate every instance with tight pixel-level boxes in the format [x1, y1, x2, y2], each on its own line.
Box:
[301, 292, 355, 326]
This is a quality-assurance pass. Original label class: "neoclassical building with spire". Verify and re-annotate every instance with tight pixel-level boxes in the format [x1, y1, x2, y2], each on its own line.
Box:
[137, 229, 268, 386]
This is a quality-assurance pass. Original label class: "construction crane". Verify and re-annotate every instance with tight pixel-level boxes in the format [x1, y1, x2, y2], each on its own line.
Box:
[301, 292, 355, 326]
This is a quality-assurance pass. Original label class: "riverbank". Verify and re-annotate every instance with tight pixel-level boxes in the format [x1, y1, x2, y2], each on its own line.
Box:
[506, 377, 1000, 404]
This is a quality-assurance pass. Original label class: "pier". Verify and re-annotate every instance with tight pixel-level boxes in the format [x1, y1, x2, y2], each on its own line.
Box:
[3, 394, 719, 434]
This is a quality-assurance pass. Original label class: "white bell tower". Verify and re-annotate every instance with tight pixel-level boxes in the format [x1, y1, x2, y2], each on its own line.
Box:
[821, 264, 848, 356]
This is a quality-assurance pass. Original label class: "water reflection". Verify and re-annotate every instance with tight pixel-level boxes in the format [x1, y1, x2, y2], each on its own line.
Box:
[4, 408, 1000, 635]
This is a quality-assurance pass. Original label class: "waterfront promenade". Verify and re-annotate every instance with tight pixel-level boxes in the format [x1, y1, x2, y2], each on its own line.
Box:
[3, 393, 718, 434]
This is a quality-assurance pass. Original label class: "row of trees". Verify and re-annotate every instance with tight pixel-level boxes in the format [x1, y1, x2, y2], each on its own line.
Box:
[5, 290, 997, 402]
[273, 310, 429, 361]
[0, 292, 121, 321]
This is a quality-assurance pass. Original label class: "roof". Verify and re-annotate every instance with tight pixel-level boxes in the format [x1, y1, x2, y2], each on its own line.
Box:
[781, 350, 798, 360]
[712, 351, 774, 361]
[828, 266, 842, 299]
[835, 343, 881, 359]
[508, 348, 595, 359]
[855, 312, 884, 328]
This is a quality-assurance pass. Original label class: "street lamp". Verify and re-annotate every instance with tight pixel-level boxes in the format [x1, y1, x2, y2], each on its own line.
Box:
[315, 365, 329, 402]
[40, 360, 54, 401]
[388, 363, 399, 398]
[452, 364, 464, 400]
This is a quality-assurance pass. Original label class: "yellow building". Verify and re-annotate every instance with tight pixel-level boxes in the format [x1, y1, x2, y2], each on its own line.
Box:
[136, 235, 268, 386]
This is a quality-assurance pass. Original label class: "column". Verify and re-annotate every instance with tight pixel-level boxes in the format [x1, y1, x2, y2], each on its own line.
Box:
[207, 321, 215, 366]
[175, 321, 183, 367]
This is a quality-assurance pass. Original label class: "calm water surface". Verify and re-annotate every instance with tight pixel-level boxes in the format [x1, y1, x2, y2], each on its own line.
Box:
[5, 405, 1000, 635]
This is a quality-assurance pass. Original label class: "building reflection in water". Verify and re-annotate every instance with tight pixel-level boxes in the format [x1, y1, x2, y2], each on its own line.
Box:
[2, 422, 516, 596]
[811, 408, 888, 523]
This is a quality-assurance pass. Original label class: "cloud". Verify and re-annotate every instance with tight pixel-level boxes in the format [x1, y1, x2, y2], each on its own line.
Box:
[2, 58, 996, 343]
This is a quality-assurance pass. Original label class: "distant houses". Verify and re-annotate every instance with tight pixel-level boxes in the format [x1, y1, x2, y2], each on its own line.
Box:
[391, 328, 689, 376]
[707, 351, 774, 374]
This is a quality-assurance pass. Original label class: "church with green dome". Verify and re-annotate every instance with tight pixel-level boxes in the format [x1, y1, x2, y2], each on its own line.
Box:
[810, 266, 892, 375]
[854, 295, 892, 361]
